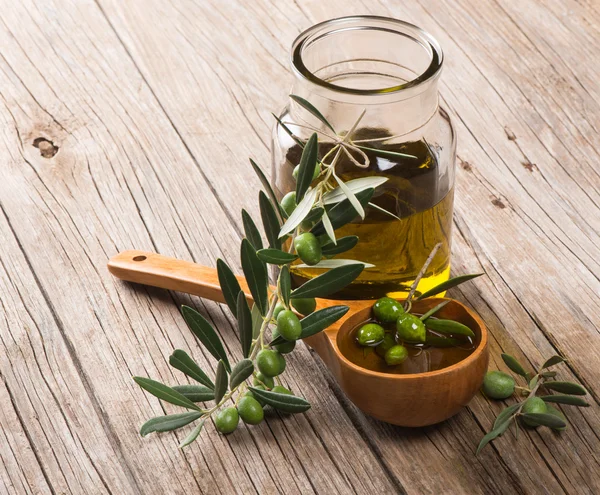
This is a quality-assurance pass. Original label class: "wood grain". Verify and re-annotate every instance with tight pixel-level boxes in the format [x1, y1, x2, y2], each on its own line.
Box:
[0, 0, 598, 494]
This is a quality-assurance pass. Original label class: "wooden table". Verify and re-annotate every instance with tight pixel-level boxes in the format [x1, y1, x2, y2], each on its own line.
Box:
[1, 1, 598, 493]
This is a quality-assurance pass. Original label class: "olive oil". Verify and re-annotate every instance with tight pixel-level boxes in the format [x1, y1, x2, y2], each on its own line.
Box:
[285, 130, 454, 299]
[339, 318, 477, 375]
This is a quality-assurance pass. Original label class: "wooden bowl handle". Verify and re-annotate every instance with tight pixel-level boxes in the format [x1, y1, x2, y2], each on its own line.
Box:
[107, 250, 254, 304]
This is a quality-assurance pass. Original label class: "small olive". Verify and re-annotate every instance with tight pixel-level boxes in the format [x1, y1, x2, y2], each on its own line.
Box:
[273, 302, 286, 320]
[396, 314, 426, 343]
[215, 407, 239, 434]
[294, 232, 322, 266]
[272, 328, 296, 354]
[245, 385, 266, 406]
[257, 349, 284, 377]
[373, 297, 404, 323]
[280, 192, 297, 216]
[521, 397, 548, 427]
[545, 404, 568, 431]
[277, 309, 302, 341]
[253, 372, 274, 389]
[375, 333, 396, 357]
[237, 396, 264, 425]
[384, 345, 409, 366]
[272, 385, 292, 395]
[291, 297, 317, 315]
[356, 323, 385, 346]
[293, 164, 320, 182]
[275, 351, 286, 374]
[482, 371, 515, 399]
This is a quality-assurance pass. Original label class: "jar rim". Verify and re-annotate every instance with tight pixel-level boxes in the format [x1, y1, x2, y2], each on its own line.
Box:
[291, 15, 443, 96]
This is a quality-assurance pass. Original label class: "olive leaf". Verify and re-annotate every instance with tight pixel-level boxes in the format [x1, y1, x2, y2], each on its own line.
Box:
[240, 238, 268, 316]
[181, 306, 231, 372]
[538, 395, 590, 407]
[257, 248, 298, 265]
[279, 188, 318, 237]
[241, 209, 263, 250]
[290, 264, 364, 299]
[169, 349, 214, 389]
[541, 355, 565, 369]
[355, 145, 418, 160]
[333, 173, 365, 219]
[311, 188, 374, 235]
[279, 265, 291, 307]
[133, 377, 202, 411]
[236, 292, 253, 358]
[493, 403, 522, 430]
[424, 335, 463, 347]
[216, 259, 242, 316]
[303, 207, 324, 225]
[322, 210, 336, 244]
[140, 412, 203, 437]
[368, 201, 400, 220]
[249, 158, 285, 221]
[251, 303, 263, 339]
[423, 318, 475, 338]
[270, 306, 349, 345]
[417, 273, 484, 300]
[321, 236, 358, 256]
[296, 133, 318, 202]
[172, 385, 215, 402]
[322, 177, 388, 205]
[272, 112, 304, 148]
[214, 360, 228, 404]
[544, 381, 587, 396]
[476, 419, 511, 455]
[248, 387, 311, 413]
[290, 94, 335, 133]
[501, 353, 529, 379]
[179, 420, 204, 448]
[259, 191, 282, 250]
[541, 371, 557, 378]
[419, 300, 450, 321]
[520, 413, 567, 429]
[529, 375, 539, 389]
[229, 359, 254, 389]
[296, 259, 374, 269]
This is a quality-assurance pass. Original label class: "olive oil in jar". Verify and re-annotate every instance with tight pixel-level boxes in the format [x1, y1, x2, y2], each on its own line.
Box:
[286, 129, 454, 300]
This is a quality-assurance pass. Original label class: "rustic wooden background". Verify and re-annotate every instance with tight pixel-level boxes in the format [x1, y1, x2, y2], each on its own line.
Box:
[1, 0, 598, 493]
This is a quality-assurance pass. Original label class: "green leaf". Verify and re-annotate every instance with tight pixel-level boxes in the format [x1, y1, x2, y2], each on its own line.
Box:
[296, 259, 374, 269]
[476, 419, 511, 455]
[321, 236, 358, 256]
[229, 359, 254, 389]
[355, 145, 418, 160]
[291, 264, 364, 299]
[279, 265, 291, 307]
[303, 207, 324, 225]
[544, 381, 587, 396]
[290, 94, 335, 133]
[133, 377, 201, 411]
[493, 403, 521, 430]
[249, 386, 311, 413]
[419, 300, 450, 321]
[169, 349, 214, 389]
[521, 412, 567, 429]
[259, 191, 282, 250]
[423, 318, 475, 338]
[541, 355, 565, 369]
[311, 188, 374, 236]
[241, 209, 263, 250]
[295, 133, 318, 203]
[172, 385, 215, 402]
[545, 405, 568, 431]
[322, 177, 388, 205]
[417, 273, 484, 300]
[216, 259, 242, 316]
[272, 112, 304, 147]
[236, 292, 253, 358]
[251, 303, 263, 340]
[279, 188, 318, 237]
[501, 353, 529, 378]
[322, 210, 336, 244]
[179, 420, 204, 448]
[539, 395, 589, 407]
[333, 174, 365, 219]
[240, 238, 268, 316]
[271, 305, 350, 346]
[214, 360, 228, 404]
[541, 371, 557, 378]
[181, 306, 231, 372]
[257, 248, 298, 265]
[529, 375, 539, 389]
[249, 158, 285, 221]
[140, 411, 203, 437]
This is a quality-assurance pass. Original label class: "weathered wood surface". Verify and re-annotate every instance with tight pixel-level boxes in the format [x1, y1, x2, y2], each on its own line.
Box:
[0, 0, 598, 493]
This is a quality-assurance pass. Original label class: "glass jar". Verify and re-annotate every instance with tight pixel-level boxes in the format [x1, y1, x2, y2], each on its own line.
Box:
[272, 16, 456, 299]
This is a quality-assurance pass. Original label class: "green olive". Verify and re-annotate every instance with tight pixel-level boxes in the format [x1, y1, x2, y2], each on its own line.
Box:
[396, 314, 426, 343]
[257, 349, 284, 377]
[293, 164, 320, 182]
[215, 407, 239, 434]
[272, 328, 296, 354]
[272, 385, 292, 395]
[273, 302, 286, 320]
[375, 333, 396, 357]
[280, 192, 297, 216]
[384, 345, 408, 366]
[372, 297, 404, 323]
[521, 397, 548, 427]
[253, 372, 274, 389]
[356, 323, 385, 346]
[275, 351, 286, 374]
[237, 396, 264, 425]
[245, 385, 266, 406]
[482, 371, 515, 400]
[546, 404, 567, 431]
[294, 232, 322, 266]
[291, 297, 317, 315]
[277, 309, 302, 341]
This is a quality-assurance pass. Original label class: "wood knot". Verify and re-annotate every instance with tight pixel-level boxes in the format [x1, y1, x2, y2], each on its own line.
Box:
[504, 126, 517, 141]
[522, 160, 537, 172]
[33, 137, 59, 158]
[491, 197, 506, 209]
